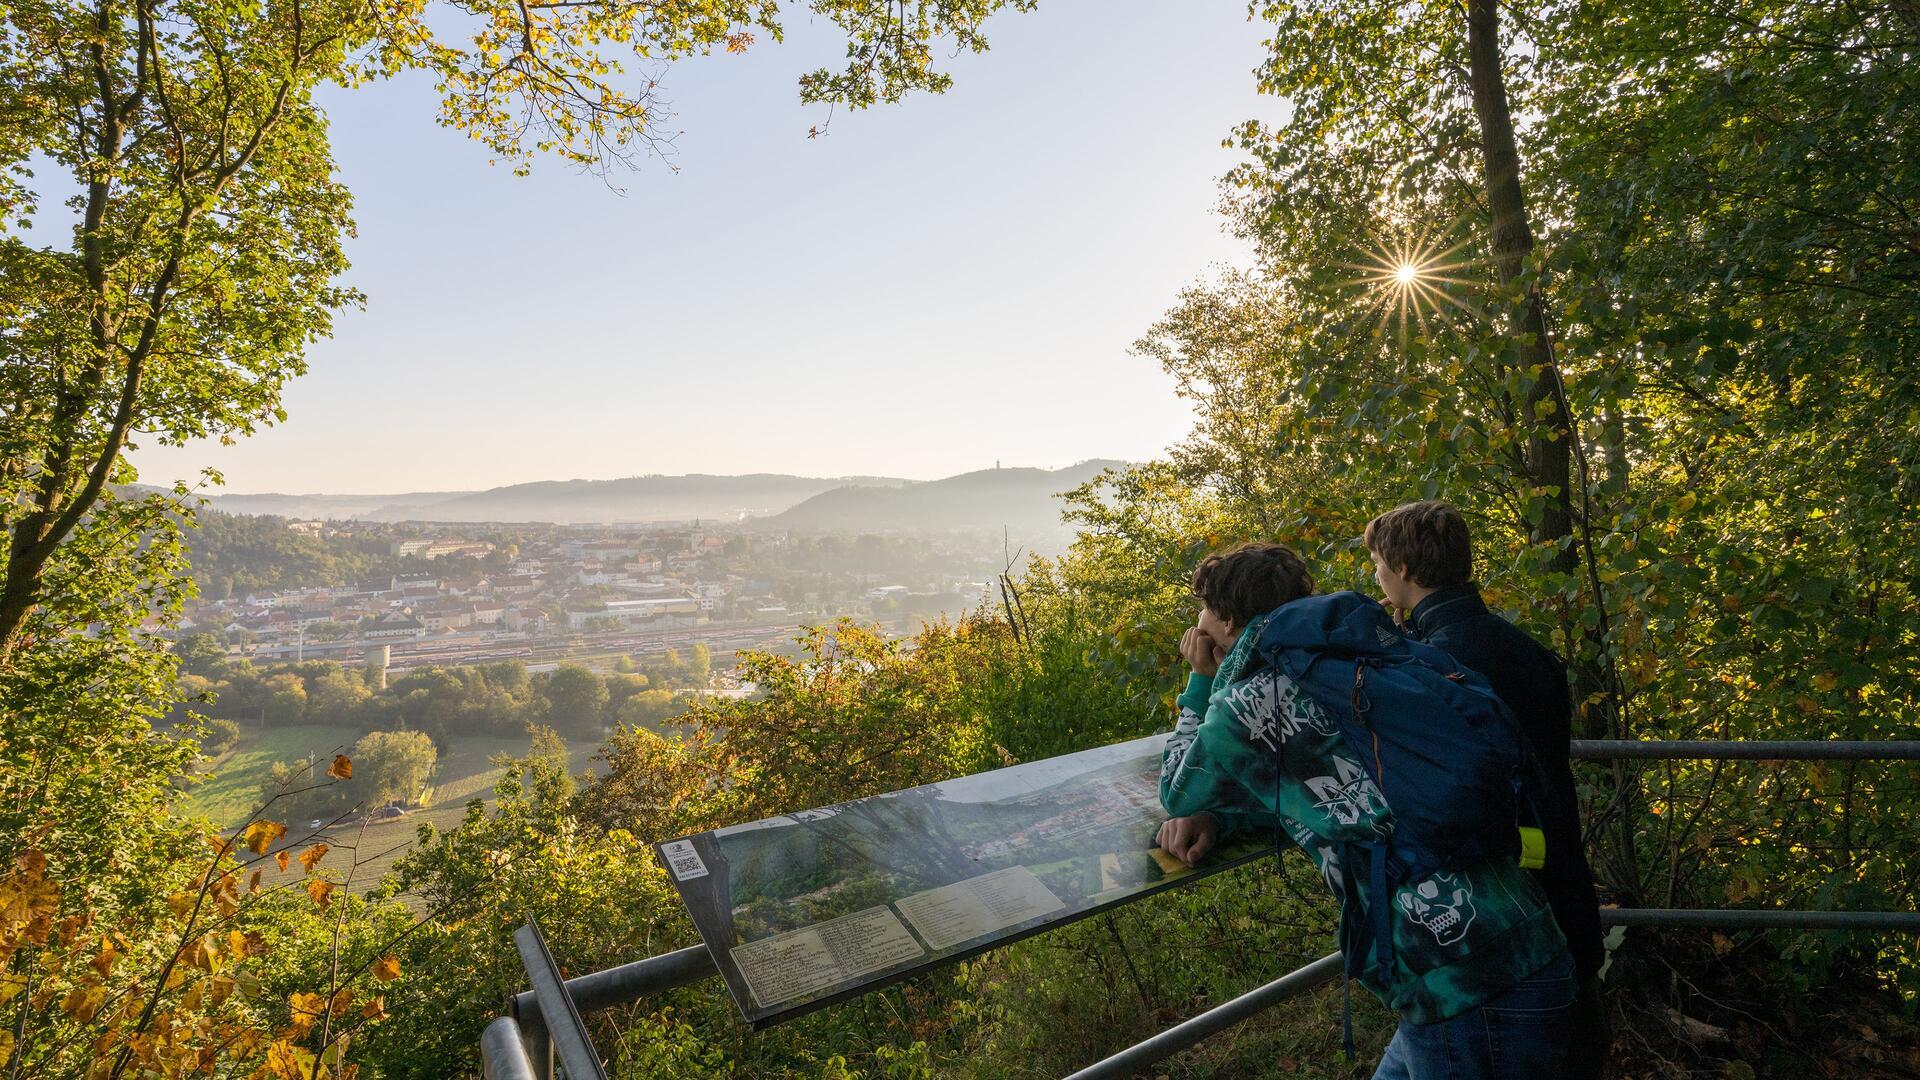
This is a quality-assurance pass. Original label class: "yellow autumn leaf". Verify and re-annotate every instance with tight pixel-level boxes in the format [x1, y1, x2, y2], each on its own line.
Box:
[0, 972, 25, 1006]
[299, 843, 330, 874]
[61, 984, 105, 1023]
[288, 991, 327, 1037]
[230, 1028, 265, 1060]
[372, 954, 402, 983]
[306, 878, 335, 909]
[244, 820, 287, 856]
[361, 995, 387, 1021]
[264, 1037, 317, 1078]
[276, 850, 291, 873]
[90, 936, 117, 977]
[328, 754, 352, 780]
[329, 987, 354, 1017]
[186, 932, 223, 972]
[0, 862, 60, 926]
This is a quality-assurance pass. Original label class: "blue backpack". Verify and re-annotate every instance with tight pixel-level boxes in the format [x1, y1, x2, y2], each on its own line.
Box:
[1250, 591, 1546, 999]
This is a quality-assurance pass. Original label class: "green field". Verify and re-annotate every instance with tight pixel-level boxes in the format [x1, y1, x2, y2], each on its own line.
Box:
[181, 725, 600, 897]
[183, 723, 365, 827]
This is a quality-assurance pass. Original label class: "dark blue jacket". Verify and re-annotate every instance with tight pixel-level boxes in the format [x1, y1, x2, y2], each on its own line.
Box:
[1409, 583, 1605, 981]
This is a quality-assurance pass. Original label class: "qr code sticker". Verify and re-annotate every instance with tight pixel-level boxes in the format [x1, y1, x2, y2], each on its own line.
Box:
[660, 839, 709, 881]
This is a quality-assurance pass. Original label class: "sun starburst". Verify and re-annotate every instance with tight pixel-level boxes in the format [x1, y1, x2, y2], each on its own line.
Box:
[1343, 229, 1483, 344]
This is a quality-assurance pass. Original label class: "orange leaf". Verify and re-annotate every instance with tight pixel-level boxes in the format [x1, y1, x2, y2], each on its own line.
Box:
[328, 754, 352, 780]
[361, 994, 387, 1021]
[299, 843, 330, 874]
[306, 878, 335, 910]
[275, 850, 291, 873]
[244, 820, 286, 856]
[373, 954, 401, 983]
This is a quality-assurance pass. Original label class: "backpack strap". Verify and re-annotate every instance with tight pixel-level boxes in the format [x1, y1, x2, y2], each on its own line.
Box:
[1369, 840, 1396, 986]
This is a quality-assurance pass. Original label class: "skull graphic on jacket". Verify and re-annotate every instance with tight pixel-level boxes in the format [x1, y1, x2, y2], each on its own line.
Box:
[1398, 872, 1476, 945]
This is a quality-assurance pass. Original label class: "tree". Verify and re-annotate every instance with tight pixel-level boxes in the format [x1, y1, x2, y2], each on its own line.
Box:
[0, 0, 1040, 661]
[307, 668, 372, 721]
[261, 672, 308, 725]
[200, 716, 241, 754]
[350, 729, 437, 808]
[540, 664, 608, 735]
[172, 632, 230, 678]
[616, 688, 678, 729]
[1071, 0, 1920, 987]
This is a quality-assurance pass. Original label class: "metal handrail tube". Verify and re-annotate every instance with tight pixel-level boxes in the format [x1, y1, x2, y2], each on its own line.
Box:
[479, 739, 1920, 1078]
[479, 1016, 539, 1080]
[1062, 906, 1920, 1079]
[1061, 952, 1344, 1080]
[1601, 908, 1920, 931]
[514, 923, 609, 1080]
[511, 943, 719, 1023]
[1571, 740, 1920, 760]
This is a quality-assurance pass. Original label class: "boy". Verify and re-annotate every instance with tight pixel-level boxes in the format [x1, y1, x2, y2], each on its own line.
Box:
[1157, 541, 1572, 1079]
[1364, 500, 1609, 1076]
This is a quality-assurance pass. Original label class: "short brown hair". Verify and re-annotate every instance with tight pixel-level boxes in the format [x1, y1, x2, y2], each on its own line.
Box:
[1191, 542, 1314, 628]
[1363, 500, 1473, 588]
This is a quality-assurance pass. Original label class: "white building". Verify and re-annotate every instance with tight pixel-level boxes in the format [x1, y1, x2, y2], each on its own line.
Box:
[566, 597, 700, 630]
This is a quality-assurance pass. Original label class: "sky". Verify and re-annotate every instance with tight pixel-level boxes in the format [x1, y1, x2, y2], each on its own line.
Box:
[126, 1, 1281, 494]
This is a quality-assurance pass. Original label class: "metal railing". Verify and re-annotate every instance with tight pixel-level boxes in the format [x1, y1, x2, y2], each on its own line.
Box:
[483, 739, 1920, 1079]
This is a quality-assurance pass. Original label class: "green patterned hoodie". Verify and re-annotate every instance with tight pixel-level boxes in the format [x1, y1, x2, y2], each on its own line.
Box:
[1159, 611, 1566, 1022]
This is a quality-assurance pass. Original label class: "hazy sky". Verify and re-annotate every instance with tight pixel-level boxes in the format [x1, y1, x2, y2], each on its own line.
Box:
[127, 2, 1279, 494]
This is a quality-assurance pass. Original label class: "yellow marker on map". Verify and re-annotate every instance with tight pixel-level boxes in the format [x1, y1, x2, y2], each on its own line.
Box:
[1147, 847, 1187, 876]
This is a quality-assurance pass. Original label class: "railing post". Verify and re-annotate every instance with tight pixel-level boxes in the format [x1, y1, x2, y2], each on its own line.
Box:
[480, 1016, 538, 1080]
[514, 922, 608, 1080]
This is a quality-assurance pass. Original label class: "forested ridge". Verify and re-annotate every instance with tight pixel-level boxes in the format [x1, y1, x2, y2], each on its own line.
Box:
[3, 0, 1917, 1077]
[181, 512, 410, 600]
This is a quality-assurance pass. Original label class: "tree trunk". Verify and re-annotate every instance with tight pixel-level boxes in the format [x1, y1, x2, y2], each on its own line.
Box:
[1464, 0, 1574, 568]
[1464, 0, 1640, 901]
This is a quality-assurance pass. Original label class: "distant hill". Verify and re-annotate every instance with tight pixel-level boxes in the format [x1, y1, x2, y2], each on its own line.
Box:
[204, 491, 471, 519]
[172, 464, 1124, 533]
[353, 473, 909, 523]
[761, 461, 1123, 543]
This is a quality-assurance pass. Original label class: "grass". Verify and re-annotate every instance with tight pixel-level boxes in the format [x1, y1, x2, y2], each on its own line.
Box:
[182, 723, 363, 828]
[181, 724, 600, 899]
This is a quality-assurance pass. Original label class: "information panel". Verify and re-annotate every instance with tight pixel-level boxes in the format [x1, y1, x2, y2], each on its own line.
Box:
[656, 733, 1270, 1027]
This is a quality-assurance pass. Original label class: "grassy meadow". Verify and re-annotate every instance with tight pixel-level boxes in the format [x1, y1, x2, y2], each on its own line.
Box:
[182, 725, 600, 897]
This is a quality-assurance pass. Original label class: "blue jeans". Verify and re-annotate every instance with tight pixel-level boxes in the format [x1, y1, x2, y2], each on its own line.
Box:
[1372, 950, 1576, 1080]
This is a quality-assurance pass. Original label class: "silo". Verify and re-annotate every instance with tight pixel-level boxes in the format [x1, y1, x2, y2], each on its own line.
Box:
[366, 644, 391, 690]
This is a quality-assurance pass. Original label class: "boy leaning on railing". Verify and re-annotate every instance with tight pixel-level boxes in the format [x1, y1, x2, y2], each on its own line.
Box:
[1156, 541, 1574, 1080]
